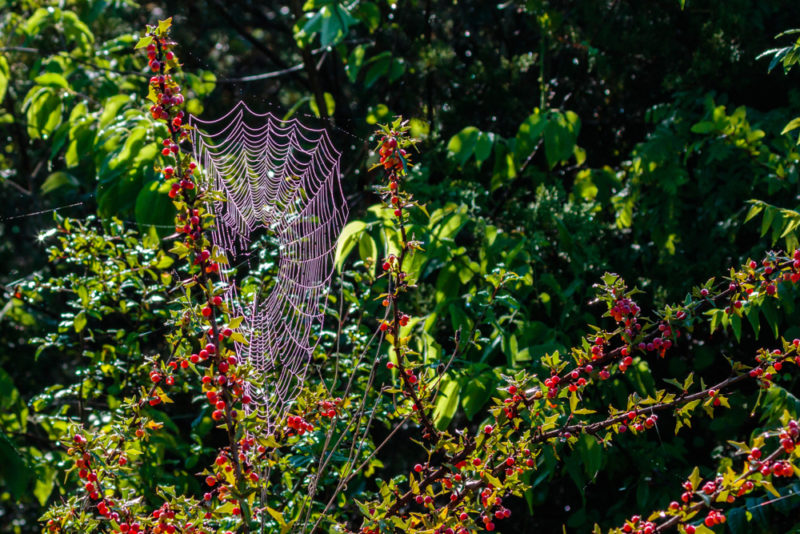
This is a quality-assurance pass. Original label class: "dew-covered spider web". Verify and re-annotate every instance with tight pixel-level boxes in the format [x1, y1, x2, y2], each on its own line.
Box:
[190, 101, 348, 431]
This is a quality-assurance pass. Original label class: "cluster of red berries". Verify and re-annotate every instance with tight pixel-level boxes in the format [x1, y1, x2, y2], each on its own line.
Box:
[167, 162, 196, 199]
[618, 411, 658, 434]
[149, 369, 175, 386]
[749, 344, 798, 386]
[147, 73, 184, 122]
[318, 398, 341, 418]
[55, 434, 138, 532]
[205, 439, 261, 503]
[378, 134, 410, 217]
[639, 321, 676, 358]
[379, 135, 407, 171]
[620, 515, 656, 534]
[501, 384, 525, 423]
[476, 488, 511, 532]
[286, 415, 314, 436]
[781, 419, 799, 451]
[762, 460, 795, 477]
[789, 249, 800, 283]
[703, 510, 726, 528]
[201, 294, 224, 317]
[610, 296, 640, 323]
[679, 480, 695, 503]
[542, 372, 561, 398]
[145, 40, 175, 72]
[148, 504, 182, 533]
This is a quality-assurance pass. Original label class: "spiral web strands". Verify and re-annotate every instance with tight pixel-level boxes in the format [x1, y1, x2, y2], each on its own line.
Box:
[190, 102, 348, 431]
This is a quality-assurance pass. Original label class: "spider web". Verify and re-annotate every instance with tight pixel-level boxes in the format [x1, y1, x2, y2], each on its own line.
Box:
[190, 101, 348, 430]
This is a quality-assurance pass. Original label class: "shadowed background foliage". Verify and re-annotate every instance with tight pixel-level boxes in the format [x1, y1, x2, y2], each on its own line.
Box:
[2, 0, 800, 532]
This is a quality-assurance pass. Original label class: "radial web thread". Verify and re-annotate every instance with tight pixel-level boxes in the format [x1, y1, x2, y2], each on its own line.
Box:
[190, 102, 348, 430]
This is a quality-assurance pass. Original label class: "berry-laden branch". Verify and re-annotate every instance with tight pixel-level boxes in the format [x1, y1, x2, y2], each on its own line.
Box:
[144, 20, 256, 533]
[611, 417, 800, 534]
[43, 18, 263, 534]
[358, 249, 800, 533]
[373, 121, 439, 440]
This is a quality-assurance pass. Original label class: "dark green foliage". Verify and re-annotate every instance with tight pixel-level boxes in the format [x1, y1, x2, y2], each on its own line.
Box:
[3, 1, 800, 533]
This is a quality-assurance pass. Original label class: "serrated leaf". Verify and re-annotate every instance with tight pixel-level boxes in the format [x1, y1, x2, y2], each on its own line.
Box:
[135, 35, 153, 49]
[688, 466, 701, 492]
[157, 18, 172, 33]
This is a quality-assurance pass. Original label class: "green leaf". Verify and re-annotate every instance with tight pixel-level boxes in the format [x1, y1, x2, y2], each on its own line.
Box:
[461, 375, 494, 420]
[33, 464, 57, 506]
[24, 88, 63, 139]
[730, 313, 742, 342]
[34, 73, 69, 89]
[363, 53, 391, 88]
[157, 17, 173, 34]
[98, 94, 131, 130]
[543, 111, 579, 169]
[514, 111, 547, 168]
[474, 132, 495, 167]
[353, 1, 380, 32]
[135, 180, 176, 239]
[346, 45, 367, 83]
[688, 466, 701, 492]
[690, 121, 716, 134]
[358, 232, 378, 264]
[266, 506, 285, 525]
[41, 171, 79, 195]
[577, 433, 602, 478]
[781, 116, 800, 135]
[760, 206, 775, 237]
[74, 310, 87, 333]
[447, 126, 480, 167]
[334, 221, 367, 272]
[309, 92, 336, 118]
[0, 430, 32, 500]
[745, 307, 760, 339]
[761, 298, 780, 338]
[433, 374, 461, 430]
[744, 201, 763, 223]
[0, 55, 9, 104]
[302, 5, 357, 48]
[135, 35, 154, 49]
